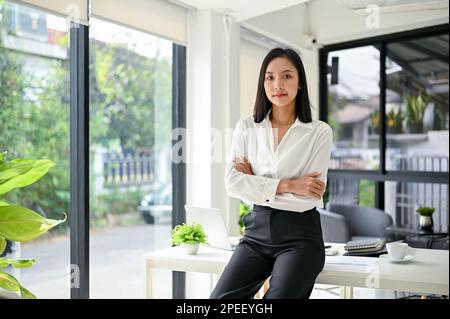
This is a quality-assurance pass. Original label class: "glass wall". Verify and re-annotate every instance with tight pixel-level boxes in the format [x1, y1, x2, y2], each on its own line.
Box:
[323, 27, 449, 238]
[326, 178, 375, 208]
[0, 1, 70, 298]
[385, 35, 449, 172]
[385, 181, 448, 233]
[327, 46, 380, 171]
[88, 18, 173, 298]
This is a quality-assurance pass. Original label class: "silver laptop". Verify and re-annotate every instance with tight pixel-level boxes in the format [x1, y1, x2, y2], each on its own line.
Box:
[185, 205, 237, 251]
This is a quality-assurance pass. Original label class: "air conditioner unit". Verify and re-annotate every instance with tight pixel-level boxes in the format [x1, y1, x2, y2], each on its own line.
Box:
[337, 0, 449, 13]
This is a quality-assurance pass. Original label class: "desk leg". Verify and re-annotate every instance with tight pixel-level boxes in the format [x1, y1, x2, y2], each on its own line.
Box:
[340, 286, 353, 299]
[145, 260, 153, 299]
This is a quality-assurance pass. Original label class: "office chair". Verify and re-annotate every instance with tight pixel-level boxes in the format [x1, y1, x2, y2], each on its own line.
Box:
[318, 203, 393, 243]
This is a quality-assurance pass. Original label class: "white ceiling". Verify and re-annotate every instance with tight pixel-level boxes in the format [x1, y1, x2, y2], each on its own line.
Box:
[170, 0, 309, 21]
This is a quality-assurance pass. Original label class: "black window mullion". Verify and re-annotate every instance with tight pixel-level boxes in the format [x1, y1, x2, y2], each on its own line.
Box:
[328, 170, 448, 184]
[172, 43, 186, 299]
[377, 41, 387, 210]
[69, 22, 89, 299]
[319, 49, 328, 123]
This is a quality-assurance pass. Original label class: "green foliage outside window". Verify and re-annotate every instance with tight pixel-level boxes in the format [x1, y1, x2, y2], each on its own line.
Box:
[359, 179, 375, 208]
[0, 4, 172, 232]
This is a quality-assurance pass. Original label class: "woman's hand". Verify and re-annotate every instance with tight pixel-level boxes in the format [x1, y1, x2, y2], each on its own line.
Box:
[233, 157, 254, 175]
[278, 172, 326, 199]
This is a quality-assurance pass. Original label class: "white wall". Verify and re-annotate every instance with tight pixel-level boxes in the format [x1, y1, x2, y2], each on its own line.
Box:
[239, 39, 268, 117]
[186, 8, 241, 298]
[244, 4, 305, 47]
[187, 7, 241, 230]
[186, 9, 212, 209]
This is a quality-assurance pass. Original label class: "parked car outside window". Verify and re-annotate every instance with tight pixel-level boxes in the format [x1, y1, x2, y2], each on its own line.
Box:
[138, 184, 172, 224]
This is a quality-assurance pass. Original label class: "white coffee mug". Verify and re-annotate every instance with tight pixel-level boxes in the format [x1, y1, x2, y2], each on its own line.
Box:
[386, 242, 410, 261]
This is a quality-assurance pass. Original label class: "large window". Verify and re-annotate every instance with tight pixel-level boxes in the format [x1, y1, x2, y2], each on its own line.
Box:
[327, 46, 380, 171]
[385, 181, 448, 233]
[321, 25, 449, 233]
[326, 178, 376, 208]
[0, 1, 70, 298]
[1, 0, 185, 300]
[385, 35, 449, 172]
[89, 18, 173, 299]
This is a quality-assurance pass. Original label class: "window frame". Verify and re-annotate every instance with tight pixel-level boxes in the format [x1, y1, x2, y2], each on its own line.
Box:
[69, 23, 186, 299]
[319, 23, 449, 210]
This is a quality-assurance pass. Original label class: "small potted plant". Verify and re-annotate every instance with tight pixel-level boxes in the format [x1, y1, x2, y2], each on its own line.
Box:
[416, 206, 435, 234]
[405, 93, 427, 134]
[386, 109, 404, 134]
[370, 111, 380, 135]
[171, 222, 207, 255]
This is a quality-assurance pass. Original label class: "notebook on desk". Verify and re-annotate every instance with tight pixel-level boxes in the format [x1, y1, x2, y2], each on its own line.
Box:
[343, 247, 387, 257]
[343, 238, 386, 256]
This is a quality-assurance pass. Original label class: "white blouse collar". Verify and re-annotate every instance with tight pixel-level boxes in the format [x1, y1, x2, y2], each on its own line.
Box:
[260, 108, 314, 130]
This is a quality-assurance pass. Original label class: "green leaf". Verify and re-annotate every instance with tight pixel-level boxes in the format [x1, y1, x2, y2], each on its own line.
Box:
[0, 200, 9, 206]
[0, 270, 36, 299]
[19, 285, 37, 299]
[0, 151, 6, 164]
[0, 237, 5, 255]
[0, 205, 66, 242]
[0, 271, 19, 292]
[0, 159, 55, 195]
[0, 257, 35, 268]
[11, 259, 36, 268]
[0, 258, 8, 268]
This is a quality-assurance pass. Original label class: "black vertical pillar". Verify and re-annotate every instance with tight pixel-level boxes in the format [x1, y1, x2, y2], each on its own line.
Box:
[172, 44, 186, 299]
[70, 22, 89, 299]
[378, 42, 386, 210]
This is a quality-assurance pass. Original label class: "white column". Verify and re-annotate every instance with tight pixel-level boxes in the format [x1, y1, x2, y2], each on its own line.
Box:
[186, 9, 240, 235]
[186, 8, 241, 298]
[186, 9, 213, 209]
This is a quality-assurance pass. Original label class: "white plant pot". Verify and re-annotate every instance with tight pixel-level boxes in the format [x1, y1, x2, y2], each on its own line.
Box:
[181, 243, 199, 255]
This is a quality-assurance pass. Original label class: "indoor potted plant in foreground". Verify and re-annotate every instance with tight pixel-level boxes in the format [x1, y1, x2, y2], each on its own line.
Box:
[0, 152, 66, 298]
[171, 222, 207, 255]
[416, 206, 435, 234]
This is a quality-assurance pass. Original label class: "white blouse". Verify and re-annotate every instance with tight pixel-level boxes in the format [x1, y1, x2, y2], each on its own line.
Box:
[225, 112, 333, 213]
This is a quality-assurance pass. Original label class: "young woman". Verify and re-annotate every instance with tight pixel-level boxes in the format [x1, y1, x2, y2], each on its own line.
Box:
[210, 48, 333, 299]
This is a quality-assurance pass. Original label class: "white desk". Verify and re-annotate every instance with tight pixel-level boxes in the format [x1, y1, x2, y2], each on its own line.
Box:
[144, 243, 449, 299]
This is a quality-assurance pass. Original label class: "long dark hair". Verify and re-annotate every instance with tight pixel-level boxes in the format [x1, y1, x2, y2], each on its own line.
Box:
[253, 48, 312, 123]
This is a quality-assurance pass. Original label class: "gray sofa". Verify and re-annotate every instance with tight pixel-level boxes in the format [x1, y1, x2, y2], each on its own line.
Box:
[318, 203, 393, 243]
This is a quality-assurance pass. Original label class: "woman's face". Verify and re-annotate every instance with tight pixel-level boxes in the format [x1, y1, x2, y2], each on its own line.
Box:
[264, 56, 300, 108]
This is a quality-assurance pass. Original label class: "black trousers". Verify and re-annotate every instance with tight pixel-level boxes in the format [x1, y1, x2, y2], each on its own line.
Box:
[210, 205, 325, 299]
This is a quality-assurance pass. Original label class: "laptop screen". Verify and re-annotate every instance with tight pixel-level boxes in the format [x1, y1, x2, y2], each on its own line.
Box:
[185, 205, 235, 251]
